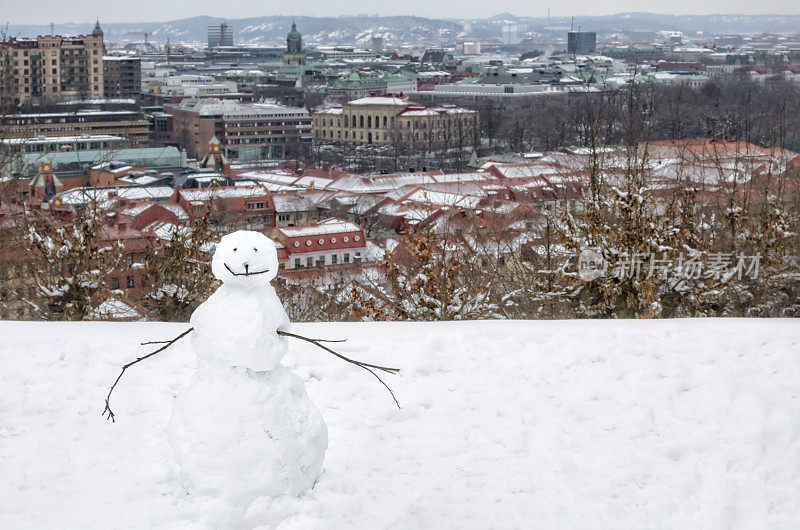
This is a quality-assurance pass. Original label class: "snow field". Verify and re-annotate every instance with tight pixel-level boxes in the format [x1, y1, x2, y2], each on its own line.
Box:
[1, 319, 799, 529]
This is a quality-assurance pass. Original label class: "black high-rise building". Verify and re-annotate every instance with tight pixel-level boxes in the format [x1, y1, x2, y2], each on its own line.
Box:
[568, 31, 596, 55]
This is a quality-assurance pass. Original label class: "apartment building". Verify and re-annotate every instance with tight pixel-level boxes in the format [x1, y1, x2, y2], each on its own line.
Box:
[0, 22, 105, 105]
[271, 218, 367, 269]
[103, 56, 141, 99]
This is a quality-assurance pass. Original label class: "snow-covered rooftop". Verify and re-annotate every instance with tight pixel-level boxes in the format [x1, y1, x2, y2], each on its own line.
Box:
[54, 186, 175, 207]
[346, 96, 415, 106]
[177, 186, 270, 201]
[277, 218, 362, 237]
[1, 134, 127, 146]
[327, 171, 492, 194]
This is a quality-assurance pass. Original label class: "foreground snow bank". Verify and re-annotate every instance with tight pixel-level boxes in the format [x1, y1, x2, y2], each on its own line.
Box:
[1, 319, 799, 529]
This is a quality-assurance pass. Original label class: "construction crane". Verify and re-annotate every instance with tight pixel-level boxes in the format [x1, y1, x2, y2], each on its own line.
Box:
[127, 31, 153, 48]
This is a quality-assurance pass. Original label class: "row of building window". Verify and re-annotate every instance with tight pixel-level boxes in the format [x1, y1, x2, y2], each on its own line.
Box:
[317, 115, 477, 129]
[15, 85, 100, 94]
[291, 251, 360, 268]
[110, 275, 147, 290]
[8, 48, 98, 55]
[226, 130, 304, 137]
[291, 235, 360, 248]
[226, 137, 302, 145]
[319, 129, 473, 141]
[225, 115, 308, 127]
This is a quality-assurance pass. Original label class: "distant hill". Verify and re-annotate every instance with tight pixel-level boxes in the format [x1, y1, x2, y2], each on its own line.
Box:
[5, 15, 462, 46]
[6, 13, 800, 46]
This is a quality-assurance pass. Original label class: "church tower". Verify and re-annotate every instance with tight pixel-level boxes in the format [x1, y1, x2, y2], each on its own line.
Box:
[283, 21, 306, 66]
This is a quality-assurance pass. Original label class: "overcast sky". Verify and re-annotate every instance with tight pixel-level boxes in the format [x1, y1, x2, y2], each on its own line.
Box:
[5, 0, 800, 25]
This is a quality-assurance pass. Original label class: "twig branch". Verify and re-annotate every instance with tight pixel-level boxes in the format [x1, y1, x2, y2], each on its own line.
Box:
[104, 327, 401, 423]
[141, 336, 347, 346]
[102, 327, 194, 422]
[277, 330, 401, 409]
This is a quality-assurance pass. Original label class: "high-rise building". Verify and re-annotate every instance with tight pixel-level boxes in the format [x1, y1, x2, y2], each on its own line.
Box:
[502, 24, 528, 45]
[371, 37, 384, 53]
[208, 22, 234, 48]
[103, 56, 141, 99]
[567, 31, 597, 55]
[0, 21, 105, 105]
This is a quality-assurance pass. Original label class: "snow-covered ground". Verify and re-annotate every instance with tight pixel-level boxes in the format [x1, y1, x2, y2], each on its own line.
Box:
[1, 319, 799, 529]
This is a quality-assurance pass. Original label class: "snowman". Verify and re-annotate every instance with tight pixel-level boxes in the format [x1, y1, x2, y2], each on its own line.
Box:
[167, 230, 328, 509]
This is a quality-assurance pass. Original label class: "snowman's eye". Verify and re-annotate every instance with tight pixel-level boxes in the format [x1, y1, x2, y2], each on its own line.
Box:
[254, 247, 258, 252]
[233, 248, 237, 252]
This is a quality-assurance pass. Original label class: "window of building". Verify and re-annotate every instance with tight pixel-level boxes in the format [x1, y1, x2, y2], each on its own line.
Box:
[331, 254, 338, 264]
[306, 257, 314, 266]
[294, 258, 301, 268]
[126, 276, 134, 289]
[111, 277, 120, 290]
[344, 253, 350, 263]
[246, 202, 265, 210]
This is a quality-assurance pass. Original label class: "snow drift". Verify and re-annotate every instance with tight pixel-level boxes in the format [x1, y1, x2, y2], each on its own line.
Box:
[1, 319, 799, 528]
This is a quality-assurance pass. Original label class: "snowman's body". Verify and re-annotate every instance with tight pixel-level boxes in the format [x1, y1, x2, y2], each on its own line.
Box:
[168, 231, 327, 506]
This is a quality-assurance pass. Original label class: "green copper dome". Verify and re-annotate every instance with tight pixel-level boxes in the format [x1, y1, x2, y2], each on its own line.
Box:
[286, 21, 302, 53]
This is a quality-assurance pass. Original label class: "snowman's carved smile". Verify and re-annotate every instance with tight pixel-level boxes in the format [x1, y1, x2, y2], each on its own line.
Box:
[224, 263, 271, 276]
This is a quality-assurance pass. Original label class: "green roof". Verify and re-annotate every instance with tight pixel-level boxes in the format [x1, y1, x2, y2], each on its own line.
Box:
[330, 72, 387, 90]
[15, 147, 183, 175]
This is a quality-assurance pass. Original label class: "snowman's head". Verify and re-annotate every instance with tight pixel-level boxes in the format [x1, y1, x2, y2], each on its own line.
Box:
[211, 231, 279, 288]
